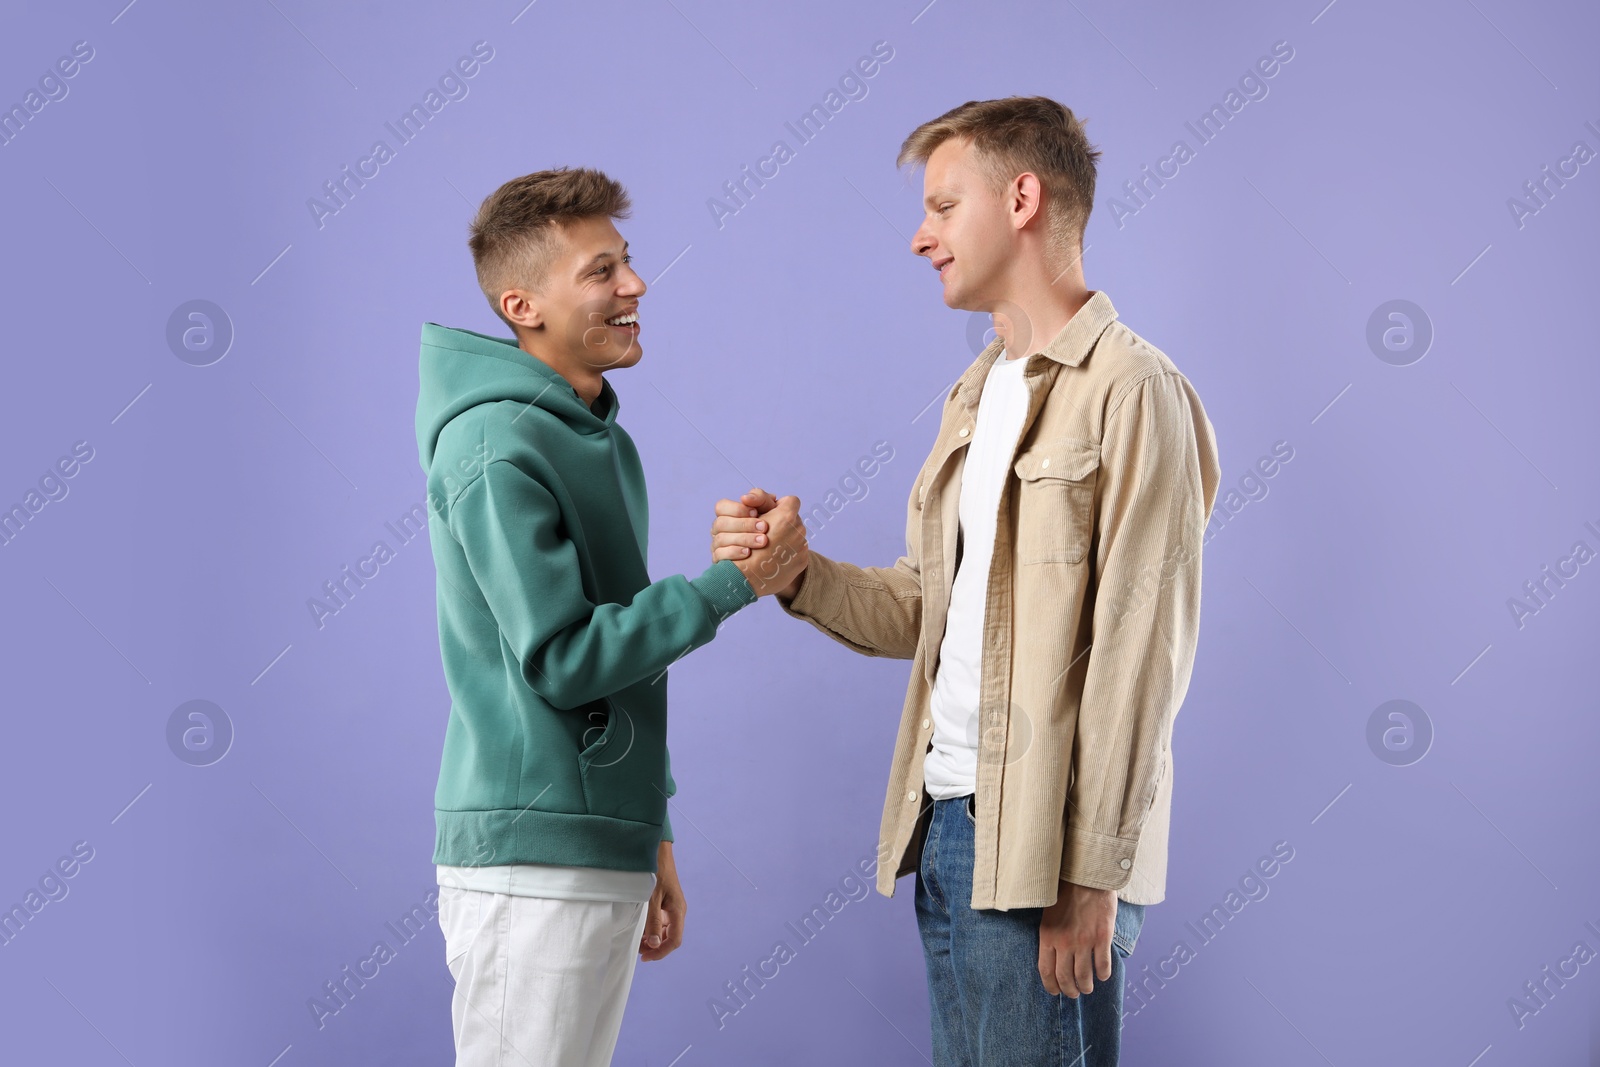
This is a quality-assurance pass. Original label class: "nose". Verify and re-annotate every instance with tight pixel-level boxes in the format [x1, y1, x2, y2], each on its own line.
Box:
[619, 262, 646, 298]
[912, 223, 935, 259]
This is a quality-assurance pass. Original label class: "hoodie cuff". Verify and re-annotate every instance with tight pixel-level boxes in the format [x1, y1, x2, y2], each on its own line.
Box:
[689, 559, 757, 626]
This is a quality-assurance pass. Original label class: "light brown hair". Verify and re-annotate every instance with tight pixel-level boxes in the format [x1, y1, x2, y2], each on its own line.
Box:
[468, 167, 632, 328]
[897, 96, 1101, 258]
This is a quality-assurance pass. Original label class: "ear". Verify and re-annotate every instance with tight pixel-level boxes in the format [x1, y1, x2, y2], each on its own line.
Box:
[1010, 172, 1044, 234]
[502, 288, 544, 330]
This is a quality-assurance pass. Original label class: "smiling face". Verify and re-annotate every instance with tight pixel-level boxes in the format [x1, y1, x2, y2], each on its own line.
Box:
[911, 137, 1016, 313]
[509, 214, 647, 377]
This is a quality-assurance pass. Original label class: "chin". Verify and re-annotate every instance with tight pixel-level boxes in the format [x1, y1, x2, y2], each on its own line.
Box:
[591, 346, 642, 371]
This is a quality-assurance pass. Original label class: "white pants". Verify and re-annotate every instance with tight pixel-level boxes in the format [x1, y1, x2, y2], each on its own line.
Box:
[437, 884, 649, 1067]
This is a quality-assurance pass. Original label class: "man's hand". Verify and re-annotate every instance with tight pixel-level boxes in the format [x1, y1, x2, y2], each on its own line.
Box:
[711, 488, 808, 599]
[1038, 880, 1117, 997]
[640, 841, 685, 962]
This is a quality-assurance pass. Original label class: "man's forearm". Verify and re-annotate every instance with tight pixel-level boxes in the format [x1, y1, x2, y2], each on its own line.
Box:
[775, 550, 923, 659]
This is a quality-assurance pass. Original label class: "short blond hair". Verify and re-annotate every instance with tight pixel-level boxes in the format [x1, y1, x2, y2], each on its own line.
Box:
[898, 96, 1101, 257]
[468, 167, 631, 328]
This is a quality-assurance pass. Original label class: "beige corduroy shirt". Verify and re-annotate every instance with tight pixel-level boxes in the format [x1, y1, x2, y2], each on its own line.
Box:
[778, 290, 1220, 909]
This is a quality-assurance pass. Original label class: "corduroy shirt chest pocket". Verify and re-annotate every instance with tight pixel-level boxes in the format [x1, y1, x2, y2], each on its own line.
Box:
[1012, 437, 1100, 565]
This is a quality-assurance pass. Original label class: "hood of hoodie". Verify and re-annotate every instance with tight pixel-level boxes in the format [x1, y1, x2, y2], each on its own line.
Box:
[416, 322, 619, 472]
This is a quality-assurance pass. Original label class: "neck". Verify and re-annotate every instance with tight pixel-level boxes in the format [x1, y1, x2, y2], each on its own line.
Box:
[990, 257, 1092, 358]
[516, 333, 604, 406]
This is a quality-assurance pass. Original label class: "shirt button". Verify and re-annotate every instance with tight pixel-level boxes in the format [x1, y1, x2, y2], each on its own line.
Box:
[958, 427, 970, 437]
[1119, 858, 1132, 870]
[1041, 457, 1051, 469]
[907, 790, 918, 802]
[921, 718, 931, 730]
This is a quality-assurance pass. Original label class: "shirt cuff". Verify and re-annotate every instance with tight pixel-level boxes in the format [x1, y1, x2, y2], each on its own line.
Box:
[777, 554, 839, 620]
[1060, 825, 1139, 890]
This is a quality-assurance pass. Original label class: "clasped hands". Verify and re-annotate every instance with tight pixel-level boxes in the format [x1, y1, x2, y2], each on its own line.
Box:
[711, 488, 809, 599]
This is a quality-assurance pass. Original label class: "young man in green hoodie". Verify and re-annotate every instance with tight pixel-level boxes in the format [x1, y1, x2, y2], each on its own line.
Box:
[416, 167, 809, 1066]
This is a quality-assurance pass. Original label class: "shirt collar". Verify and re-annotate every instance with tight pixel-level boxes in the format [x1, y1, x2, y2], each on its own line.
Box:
[1035, 289, 1118, 368]
[955, 290, 1119, 409]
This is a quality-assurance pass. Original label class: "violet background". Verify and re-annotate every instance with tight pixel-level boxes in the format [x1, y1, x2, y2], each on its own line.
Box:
[1, 1, 1596, 1064]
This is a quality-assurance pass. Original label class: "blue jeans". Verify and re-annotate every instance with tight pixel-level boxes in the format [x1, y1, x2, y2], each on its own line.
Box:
[915, 795, 1146, 1067]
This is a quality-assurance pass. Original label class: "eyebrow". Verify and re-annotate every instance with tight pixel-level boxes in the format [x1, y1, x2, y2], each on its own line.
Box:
[579, 241, 630, 275]
[922, 189, 957, 209]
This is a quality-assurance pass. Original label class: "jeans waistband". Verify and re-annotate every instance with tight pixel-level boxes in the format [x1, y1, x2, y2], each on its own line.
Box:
[934, 794, 976, 818]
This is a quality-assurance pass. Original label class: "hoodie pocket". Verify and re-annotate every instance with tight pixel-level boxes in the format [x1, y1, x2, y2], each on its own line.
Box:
[577, 693, 666, 826]
[578, 697, 626, 768]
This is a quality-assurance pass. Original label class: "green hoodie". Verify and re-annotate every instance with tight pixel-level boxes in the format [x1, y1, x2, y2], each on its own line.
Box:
[415, 323, 756, 873]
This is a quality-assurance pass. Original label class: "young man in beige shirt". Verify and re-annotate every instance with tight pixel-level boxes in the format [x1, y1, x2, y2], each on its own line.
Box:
[712, 97, 1220, 1066]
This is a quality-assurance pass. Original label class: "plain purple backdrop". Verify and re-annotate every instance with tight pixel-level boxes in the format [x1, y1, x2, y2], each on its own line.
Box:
[2, 1, 1596, 1064]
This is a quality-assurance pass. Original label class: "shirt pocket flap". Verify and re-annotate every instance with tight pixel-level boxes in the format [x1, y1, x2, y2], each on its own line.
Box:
[1013, 438, 1100, 482]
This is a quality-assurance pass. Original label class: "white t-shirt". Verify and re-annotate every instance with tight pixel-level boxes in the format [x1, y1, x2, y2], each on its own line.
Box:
[436, 862, 656, 902]
[923, 349, 1031, 800]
